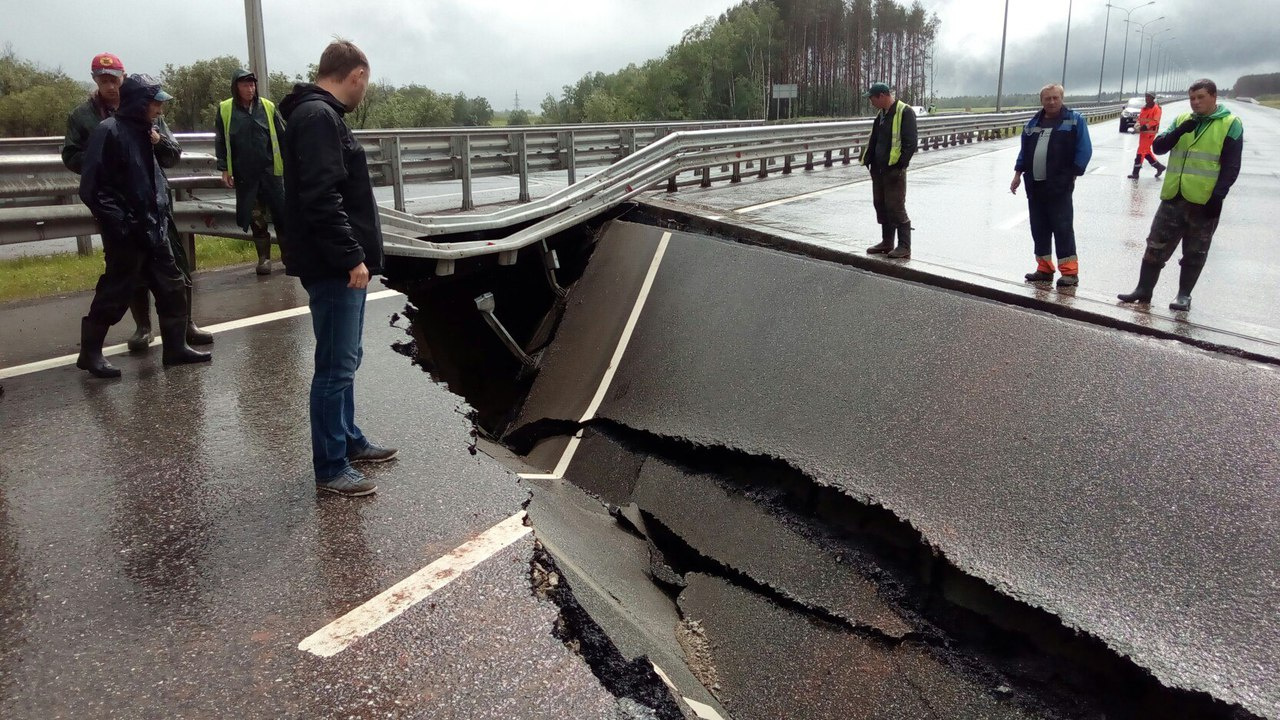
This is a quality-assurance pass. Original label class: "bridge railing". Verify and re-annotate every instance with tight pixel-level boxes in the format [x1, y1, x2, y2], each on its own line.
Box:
[0, 107, 1122, 257]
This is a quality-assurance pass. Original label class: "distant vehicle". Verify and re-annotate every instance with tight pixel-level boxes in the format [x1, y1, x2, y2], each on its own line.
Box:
[1119, 96, 1145, 132]
[1235, 96, 1258, 104]
[911, 105, 928, 117]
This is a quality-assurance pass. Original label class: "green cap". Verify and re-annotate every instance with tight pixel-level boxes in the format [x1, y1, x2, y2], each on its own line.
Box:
[865, 82, 892, 98]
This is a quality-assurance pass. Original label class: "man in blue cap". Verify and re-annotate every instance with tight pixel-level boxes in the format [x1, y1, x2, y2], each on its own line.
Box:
[75, 73, 212, 378]
[861, 82, 917, 259]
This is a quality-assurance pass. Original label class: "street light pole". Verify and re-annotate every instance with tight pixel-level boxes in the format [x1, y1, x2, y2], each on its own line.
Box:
[1147, 33, 1171, 92]
[1114, 3, 1156, 98]
[244, 0, 270, 99]
[1062, 0, 1074, 87]
[1132, 17, 1165, 94]
[996, 0, 1011, 112]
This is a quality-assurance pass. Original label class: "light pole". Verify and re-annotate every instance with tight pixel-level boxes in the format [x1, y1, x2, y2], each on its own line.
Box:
[1132, 17, 1165, 94]
[996, 0, 1011, 112]
[1062, 0, 1074, 87]
[1108, 2, 1155, 100]
[245, 0, 269, 98]
[1144, 29, 1170, 92]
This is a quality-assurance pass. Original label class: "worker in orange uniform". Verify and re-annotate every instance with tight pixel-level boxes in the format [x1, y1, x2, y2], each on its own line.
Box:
[1128, 92, 1166, 179]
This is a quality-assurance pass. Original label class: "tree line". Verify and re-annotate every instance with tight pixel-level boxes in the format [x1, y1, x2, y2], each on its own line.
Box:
[1231, 73, 1280, 99]
[540, 0, 940, 123]
[0, 46, 503, 137]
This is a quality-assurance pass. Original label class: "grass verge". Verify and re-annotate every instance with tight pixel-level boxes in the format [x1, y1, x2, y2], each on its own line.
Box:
[0, 235, 278, 304]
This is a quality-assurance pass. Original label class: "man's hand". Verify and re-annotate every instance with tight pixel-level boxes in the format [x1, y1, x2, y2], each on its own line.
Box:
[149, 128, 161, 145]
[348, 262, 370, 289]
[221, 171, 234, 189]
[1202, 196, 1224, 219]
[1010, 172, 1022, 195]
[1177, 118, 1198, 134]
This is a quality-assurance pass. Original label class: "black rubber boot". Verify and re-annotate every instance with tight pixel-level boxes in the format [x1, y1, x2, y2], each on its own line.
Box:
[76, 317, 121, 378]
[253, 233, 272, 276]
[1169, 259, 1206, 312]
[867, 225, 895, 254]
[1154, 162, 1165, 179]
[887, 225, 911, 259]
[160, 317, 212, 366]
[126, 287, 153, 353]
[1127, 160, 1141, 179]
[184, 287, 214, 346]
[1117, 261, 1162, 303]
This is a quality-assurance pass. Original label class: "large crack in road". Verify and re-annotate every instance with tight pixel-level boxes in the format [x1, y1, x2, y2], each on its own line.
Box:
[385, 213, 1278, 720]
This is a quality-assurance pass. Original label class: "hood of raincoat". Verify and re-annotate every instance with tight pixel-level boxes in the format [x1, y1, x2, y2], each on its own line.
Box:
[117, 74, 167, 123]
[231, 68, 260, 106]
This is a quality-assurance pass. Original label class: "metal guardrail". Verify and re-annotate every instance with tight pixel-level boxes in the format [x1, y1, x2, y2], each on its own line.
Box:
[0, 107, 1122, 264]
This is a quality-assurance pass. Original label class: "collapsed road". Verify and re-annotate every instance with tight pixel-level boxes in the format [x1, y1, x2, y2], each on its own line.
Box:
[385, 213, 1279, 720]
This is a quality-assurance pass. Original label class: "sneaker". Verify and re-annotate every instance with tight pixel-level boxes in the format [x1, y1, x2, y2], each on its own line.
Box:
[348, 443, 398, 464]
[317, 467, 377, 497]
[1056, 274, 1079, 287]
[1024, 270, 1054, 282]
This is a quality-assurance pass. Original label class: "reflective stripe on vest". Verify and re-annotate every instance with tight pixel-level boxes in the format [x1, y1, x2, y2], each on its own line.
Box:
[1160, 111, 1232, 204]
[888, 100, 906, 166]
[220, 97, 284, 177]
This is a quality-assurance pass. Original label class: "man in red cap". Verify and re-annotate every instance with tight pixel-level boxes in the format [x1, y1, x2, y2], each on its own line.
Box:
[62, 53, 213, 352]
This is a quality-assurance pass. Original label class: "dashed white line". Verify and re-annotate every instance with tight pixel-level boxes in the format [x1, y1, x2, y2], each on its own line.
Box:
[552, 231, 671, 478]
[0, 289, 402, 380]
[297, 512, 531, 658]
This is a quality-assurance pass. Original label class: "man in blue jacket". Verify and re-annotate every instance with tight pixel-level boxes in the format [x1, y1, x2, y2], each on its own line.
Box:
[76, 74, 212, 378]
[280, 41, 396, 497]
[1009, 83, 1092, 287]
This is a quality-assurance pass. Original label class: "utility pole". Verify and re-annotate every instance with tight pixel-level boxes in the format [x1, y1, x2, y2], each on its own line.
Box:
[1062, 0, 1074, 87]
[996, 0, 1011, 112]
[1097, 3, 1113, 102]
[245, 0, 269, 98]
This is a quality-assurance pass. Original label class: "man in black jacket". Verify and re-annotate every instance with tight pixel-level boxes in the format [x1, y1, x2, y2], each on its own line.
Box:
[280, 41, 395, 497]
[860, 83, 917, 259]
[215, 68, 287, 275]
[76, 74, 211, 378]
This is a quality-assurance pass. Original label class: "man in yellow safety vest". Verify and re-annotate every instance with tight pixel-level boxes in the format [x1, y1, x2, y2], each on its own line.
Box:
[861, 82, 918, 259]
[214, 69, 286, 275]
[1117, 78, 1243, 312]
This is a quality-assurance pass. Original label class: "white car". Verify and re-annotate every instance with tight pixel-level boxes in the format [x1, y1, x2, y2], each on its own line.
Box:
[1119, 96, 1145, 132]
[911, 105, 928, 117]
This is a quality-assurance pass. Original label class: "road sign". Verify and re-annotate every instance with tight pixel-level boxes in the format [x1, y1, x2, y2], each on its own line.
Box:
[773, 84, 799, 99]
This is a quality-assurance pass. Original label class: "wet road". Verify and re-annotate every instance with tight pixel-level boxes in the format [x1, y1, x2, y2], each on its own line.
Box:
[0, 289, 628, 717]
[653, 99, 1280, 355]
[513, 220, 1280, 719]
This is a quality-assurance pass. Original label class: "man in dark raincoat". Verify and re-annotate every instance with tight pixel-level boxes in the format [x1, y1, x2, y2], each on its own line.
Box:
[214, 69, 287, 276]
[75, 74, 212, 378]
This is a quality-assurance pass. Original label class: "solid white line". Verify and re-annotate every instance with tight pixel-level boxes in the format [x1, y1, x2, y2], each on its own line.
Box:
[516, 473, 563, 481]
[997, 212, 1028, 231]
[550, 231, 672, 476]
[651, 663, 728, 720]
[297, 512, 531, 658]
[735, 181, 857, 213]
[0, 289, 402, 381]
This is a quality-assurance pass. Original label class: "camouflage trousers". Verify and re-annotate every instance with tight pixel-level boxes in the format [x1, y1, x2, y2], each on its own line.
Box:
[1142, 197, 1219, 271]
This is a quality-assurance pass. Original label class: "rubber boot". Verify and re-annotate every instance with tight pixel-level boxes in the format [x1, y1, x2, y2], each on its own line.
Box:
[160, 316, 212, 366]
[1117, 261, 1162, 303]
[76, 317, 121, 378]
[867, 225, 895, 254]
[1169, 260, 1205, 312]
[184, 287, 214, 346]
[1127, 159, 1141, 180]
[126, 287, 153, 353]
[253, 233, 272, 276]
[1154, 158, 1166, 179]
[887, 225, 911, 259]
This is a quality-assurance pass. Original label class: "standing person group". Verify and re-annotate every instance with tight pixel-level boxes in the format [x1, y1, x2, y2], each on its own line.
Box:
[215, 69, 287, 276]
[1010, 83, 1093, 287]
[63, 52, 213, 353]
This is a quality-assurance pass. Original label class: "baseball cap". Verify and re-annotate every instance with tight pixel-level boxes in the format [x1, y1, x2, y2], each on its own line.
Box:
[91, 52, 124, 78]
[131, 73, 174, 102]
[239, 72, 258, 82]
[864, 82, 892, 98]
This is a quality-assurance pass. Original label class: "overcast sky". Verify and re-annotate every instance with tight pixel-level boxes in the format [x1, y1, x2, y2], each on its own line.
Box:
[5, 0, 1277, 106]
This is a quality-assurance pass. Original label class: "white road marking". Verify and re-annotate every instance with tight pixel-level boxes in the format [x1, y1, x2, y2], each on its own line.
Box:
[997, 212, 1028, 231]
[297, 512, 531, 658]
[551, 231, 671, 478]
[651, 662, 728, 720]
[0, 289, 402, 381]
[735, 182, 857, 213]
[516, 473, 562, 481]
[1090, 165, 1108, 175]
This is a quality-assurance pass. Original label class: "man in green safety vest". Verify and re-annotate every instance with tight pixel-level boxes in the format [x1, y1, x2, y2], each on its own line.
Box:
[1117, 78, 1243, 312]
[861, 82, 918, 259]
[214, 69, 287, 275]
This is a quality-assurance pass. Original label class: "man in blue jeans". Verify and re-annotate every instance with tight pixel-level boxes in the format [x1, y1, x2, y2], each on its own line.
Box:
[279, 40, 396, 496]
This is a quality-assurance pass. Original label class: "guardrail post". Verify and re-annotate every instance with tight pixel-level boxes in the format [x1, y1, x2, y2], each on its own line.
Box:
[64, 196, 93, 256]
[823, 150, 833, 168]
[804, 151, 814, 171]
[453, 135, 475, 211]
[700, 166, 712, 188]
[667, 174, 678, 193]
[731, 160, 742, 183]
[621, 128, 636, 157]
[783, 154, 793, 175]
[560, 131, 577, 185]
[758, 158, 769, 179]
[515, 133, 531, 203]
[381, 137, 406, 212]
[841, 147, 851, 165]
